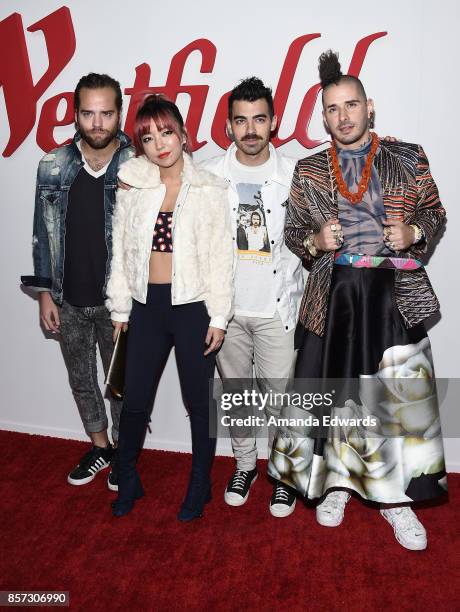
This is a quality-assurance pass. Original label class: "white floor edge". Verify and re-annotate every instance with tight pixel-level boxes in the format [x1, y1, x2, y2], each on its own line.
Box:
[1, 420, 459, 472]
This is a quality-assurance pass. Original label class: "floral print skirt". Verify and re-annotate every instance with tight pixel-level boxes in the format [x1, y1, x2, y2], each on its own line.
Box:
[268, 265, 447, 504]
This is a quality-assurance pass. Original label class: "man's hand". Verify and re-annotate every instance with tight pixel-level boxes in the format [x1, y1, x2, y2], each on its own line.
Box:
[111, 320, 128, 342]
[39, 291, 60, 333]
[382, 219, 415, 251]
[204, 326, 225, 356]
[314, 218, 344, 252]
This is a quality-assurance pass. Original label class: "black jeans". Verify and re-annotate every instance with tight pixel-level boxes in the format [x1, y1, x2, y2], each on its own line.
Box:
[117, 284, 216, 499]
[60, 301, 121, 441]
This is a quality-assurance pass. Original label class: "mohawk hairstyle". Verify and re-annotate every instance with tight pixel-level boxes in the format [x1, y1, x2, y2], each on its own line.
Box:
[318, 49, 367, 102]
[318, 50, 343, 89]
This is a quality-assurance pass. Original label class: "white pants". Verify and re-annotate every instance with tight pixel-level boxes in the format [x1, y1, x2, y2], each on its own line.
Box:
[216, 312, 296, 471]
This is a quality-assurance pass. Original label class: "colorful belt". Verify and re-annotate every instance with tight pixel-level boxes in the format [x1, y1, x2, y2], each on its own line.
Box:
[334, 252, 423, 270]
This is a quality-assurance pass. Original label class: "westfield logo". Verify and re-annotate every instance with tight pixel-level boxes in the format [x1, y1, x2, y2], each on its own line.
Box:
[0, 6, 387, 157]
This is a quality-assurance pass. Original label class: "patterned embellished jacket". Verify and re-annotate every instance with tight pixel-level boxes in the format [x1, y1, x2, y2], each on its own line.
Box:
[285, 139, 446, 337]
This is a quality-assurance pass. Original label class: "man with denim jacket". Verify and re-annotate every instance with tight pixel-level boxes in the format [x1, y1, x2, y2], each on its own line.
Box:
[21, 73, 133, 491]
[203, 77, 304, 517]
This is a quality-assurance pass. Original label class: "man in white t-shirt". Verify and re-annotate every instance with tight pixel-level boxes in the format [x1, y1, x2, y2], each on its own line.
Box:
[203, 77, 304, 517]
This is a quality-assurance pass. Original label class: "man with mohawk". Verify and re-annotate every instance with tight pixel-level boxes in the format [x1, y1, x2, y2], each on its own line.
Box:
[269, 51, 447, 550]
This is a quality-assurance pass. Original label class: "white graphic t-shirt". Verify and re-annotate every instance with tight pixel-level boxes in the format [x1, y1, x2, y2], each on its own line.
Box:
[230, 153, 278, 318]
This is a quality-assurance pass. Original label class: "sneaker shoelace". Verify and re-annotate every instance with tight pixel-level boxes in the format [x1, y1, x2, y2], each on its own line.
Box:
[321, 491, 348, 511]
[273, 484, 289, 503]
[387, 508, 423, 534]
[230, 471, 250, 491]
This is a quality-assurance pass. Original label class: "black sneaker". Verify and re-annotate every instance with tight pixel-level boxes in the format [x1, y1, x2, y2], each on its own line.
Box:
[67, 445, 112, 486]
[107, 448, 118, 492]
[224, 468, 258, 506]
[269, 481, 296, 518]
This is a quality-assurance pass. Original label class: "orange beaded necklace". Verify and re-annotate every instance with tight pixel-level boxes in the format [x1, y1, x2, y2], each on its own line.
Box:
[330, 132, 379, 204]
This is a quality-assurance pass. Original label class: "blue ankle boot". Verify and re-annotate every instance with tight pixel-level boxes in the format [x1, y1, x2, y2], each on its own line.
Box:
[177, 399, 217, 522]
[177, 482, 212, 521]
[112, 410, 148, 518]
[112, 473, 144, 517]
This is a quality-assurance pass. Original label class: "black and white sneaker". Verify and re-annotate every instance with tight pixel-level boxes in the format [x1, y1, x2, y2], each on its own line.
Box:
[107, 448, 118, 492]
[224, 468, 258, 506]
[269, 481, 296, 518]
[67, 445, 112, 486]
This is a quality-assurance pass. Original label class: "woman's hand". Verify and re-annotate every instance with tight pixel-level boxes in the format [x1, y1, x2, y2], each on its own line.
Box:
[204, 326, 225, 355]
[118, 180, 132, 191]
[111, 320, 128, 343]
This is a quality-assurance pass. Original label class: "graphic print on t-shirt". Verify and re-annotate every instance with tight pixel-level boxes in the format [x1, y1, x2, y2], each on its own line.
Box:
[236, 183, 271, 263]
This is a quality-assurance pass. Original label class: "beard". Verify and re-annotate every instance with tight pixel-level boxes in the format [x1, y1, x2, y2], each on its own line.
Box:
[78, 124, 119, 150]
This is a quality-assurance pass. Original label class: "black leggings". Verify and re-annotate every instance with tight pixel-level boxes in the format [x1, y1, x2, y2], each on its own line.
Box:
[123, 283, 215, 418]
[115, 284, 216, 512]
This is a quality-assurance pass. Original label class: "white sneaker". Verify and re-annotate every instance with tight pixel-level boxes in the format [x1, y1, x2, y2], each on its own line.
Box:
[380, 507, 427, 551]
[316, 490, 351, 527]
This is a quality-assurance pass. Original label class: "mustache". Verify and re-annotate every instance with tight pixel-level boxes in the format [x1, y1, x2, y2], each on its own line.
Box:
[242, 133, 262, 141]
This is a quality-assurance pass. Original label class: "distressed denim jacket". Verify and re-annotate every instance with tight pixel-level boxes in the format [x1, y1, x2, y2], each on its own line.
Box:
[21, 131, 133, 304]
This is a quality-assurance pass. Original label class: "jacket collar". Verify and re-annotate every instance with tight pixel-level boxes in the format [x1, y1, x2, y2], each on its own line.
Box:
[118, 153, 225, 189]
[222, 142, 292, 187]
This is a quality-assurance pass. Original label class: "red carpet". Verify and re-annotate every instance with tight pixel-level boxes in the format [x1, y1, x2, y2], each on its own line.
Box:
[0, 430, 458, 611]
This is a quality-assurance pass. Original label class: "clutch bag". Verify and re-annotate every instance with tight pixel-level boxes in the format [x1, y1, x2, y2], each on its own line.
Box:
[105, 328, 128, 399]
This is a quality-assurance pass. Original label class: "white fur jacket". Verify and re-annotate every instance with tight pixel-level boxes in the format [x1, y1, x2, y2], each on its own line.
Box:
[105, 154, 234, 329]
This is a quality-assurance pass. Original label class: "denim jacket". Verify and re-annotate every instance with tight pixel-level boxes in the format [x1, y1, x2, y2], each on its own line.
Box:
[21, 131, 133, 304]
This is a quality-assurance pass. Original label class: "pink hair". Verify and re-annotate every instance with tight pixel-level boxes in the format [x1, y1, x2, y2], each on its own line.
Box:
[133, 94, 191, 157]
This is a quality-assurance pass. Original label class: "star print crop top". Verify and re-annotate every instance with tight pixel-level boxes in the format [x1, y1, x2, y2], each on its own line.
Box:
[152, 211, 173, 252]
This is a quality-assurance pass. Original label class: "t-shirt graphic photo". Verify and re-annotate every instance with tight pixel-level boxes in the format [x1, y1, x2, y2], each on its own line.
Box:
[236, 183, 272, 263]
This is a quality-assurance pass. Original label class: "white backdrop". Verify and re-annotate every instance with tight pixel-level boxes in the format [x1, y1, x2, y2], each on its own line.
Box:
[1, 0, 459, 470]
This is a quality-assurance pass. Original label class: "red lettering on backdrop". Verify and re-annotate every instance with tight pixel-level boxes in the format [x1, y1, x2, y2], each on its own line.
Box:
[36, 93, 74, 151]
[271, 34, 322, 147]
[210, 34, 323, 149]
[124, 39, 217, 151]
[210, 32, 387, 149]
[0, 7, 75, 157]
[291, 31, 388, 149]
[0, 8, 387, 156]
